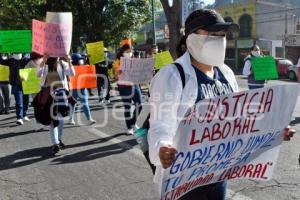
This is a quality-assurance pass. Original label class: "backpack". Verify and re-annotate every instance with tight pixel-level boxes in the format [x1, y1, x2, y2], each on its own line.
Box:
[134, 63, 186, 174]
[52, 88, 77, 117]
[32, 87, 53, 125]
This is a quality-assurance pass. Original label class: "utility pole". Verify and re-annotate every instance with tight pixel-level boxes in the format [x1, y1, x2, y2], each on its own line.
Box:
[283, 4, 288, 58]
[151, 0, 156, 45]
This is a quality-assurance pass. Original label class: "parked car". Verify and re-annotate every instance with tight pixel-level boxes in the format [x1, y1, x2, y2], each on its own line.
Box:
[287, 65, 298, 81]
[275, 58, 294, 77]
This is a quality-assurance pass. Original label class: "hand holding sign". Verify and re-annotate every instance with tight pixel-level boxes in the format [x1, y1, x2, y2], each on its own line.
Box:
[159, 146, 178, 169]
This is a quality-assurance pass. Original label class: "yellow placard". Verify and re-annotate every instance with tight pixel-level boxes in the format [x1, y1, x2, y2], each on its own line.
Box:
[19, 68, 41, 94]
[86, 41, 105, 65]
[0, 64, 10, 81]
[154, 51, 174, 70]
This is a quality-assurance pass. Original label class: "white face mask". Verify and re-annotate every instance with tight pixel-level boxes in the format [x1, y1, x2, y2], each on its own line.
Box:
[123, 52, 132, 58]
[78, 59, 84, 65]
[12, 54, 22, 60]
[251, 51, 260, 57]
[186, 33, 226, 67]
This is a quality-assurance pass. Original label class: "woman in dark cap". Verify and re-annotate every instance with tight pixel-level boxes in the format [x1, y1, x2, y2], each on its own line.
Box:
[148, 9, 295, 200]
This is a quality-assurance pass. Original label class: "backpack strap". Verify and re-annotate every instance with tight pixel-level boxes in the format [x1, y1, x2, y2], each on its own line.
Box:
[173, 62, 186, 88]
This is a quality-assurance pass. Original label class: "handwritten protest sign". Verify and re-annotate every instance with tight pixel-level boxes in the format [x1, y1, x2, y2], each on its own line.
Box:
[32, 19, 72, 57]
[19, 68, 41, 94]
[86, 41, 105, 65]
[159, 85, 299, 200]
[69, 65, 97, 90]
[251, 56, 278, 80]
[154, 51, 173, 70]
[0, 64, 9, 81]
[119, 57, 154, 84]
[0, 30, 32, 53]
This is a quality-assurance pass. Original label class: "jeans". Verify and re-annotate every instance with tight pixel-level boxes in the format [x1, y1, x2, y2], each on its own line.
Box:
[97, 68, 111, 101]
[118, 84, 142, 130]
[49, 118, 64, 145]
[69, 88, 92, 120]
[179, 181, 227, 200]
[248, 85, 264, 90]
[11, 85, 29, 119]
[0, 83, 10, 112]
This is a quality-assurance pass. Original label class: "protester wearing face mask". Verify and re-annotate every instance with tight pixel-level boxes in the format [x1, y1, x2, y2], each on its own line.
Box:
[0, 54, 11, 115]
[0, 53, 30, 125]
[68, 53, 96, 125]
[148, 9, 295, 200]
[113, 44, 142, 135]
[242, 45, 266, 89]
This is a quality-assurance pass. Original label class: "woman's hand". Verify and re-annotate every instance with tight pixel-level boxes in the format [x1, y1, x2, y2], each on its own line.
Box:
[283, 125, 295, 141]
[159, 145, 177, 169]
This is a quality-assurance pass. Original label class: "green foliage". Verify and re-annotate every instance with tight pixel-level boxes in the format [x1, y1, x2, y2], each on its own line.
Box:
[0, 0, 151, 49]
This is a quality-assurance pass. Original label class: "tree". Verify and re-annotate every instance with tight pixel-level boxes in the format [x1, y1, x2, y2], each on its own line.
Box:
[0, 0, 151, 49]
[160, 0, 182, 59]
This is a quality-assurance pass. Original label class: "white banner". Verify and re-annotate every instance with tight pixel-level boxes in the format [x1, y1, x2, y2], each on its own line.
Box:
[119, 57, 154, 84]
[159, 85, 299, 200]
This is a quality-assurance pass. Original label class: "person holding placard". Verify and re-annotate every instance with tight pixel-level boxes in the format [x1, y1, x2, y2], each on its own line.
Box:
[37, 55, 75, 155]
[0, 54, 10, 115]
[113, 44, 142, 135]
[69, 54, 95, 125]
[0, 53, 30, 125]
[242, 45, 266, 89]
[148, 9, 295, 200]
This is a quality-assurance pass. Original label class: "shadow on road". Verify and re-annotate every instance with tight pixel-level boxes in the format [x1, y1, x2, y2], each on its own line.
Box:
[51, 138, 137, 165]
[0, 146, 53, 171]
[290, 117, 300, 126]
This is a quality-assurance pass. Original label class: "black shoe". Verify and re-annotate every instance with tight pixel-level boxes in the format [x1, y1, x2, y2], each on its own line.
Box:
[4, 110, 9, 115]
[0, 110, 3, 115]
[51, 145, 60, 155]
[59, 140, 65, 149]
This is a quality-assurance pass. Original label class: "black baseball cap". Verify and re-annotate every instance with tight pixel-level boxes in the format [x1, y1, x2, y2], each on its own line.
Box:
[185, 9, 239, 35]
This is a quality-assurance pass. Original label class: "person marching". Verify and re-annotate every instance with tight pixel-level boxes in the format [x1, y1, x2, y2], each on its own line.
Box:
[0, 54, 11, 115]
[68, 53, 95, 125]
[37, 55, 75, 155]
[242, 45, 266, 89]
[148, 9, 295, 200]
[0, 53, 29, 125]
[113, 44, 142, 135]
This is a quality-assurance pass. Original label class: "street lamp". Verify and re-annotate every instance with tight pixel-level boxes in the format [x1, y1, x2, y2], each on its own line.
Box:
[151, 0, 156, 45]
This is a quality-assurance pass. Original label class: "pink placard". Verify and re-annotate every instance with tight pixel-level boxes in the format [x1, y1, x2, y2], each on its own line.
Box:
[32, 19, 72, 57]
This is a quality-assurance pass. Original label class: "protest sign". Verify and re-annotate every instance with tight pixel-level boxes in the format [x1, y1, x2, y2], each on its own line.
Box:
[69, 65, 97, 90]
[251, 56, 278, 80]
[19, 68, 41, 95]
[159, 85, 299, 200]
[119, 57, 154, 84]
[32, 19, 72, 57]
[0, 64, 9, 81]
[154, 51, 173, 70]
[0, 30, 32, 53]
[86, 41, 105, 65]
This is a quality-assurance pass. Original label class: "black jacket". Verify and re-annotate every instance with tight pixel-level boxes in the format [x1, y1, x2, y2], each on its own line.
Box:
[0, 58, 29, 86]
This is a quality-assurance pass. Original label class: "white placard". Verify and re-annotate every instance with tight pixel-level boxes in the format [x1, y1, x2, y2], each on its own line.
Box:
[159, 85, 299, 200]
[119, 57, 154, 84]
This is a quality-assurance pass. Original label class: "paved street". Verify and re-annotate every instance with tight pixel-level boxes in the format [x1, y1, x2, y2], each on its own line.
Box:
[0, 77, 299, 200]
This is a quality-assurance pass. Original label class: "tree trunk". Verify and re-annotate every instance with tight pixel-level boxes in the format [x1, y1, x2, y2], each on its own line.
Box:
[160, 0, 182, 59]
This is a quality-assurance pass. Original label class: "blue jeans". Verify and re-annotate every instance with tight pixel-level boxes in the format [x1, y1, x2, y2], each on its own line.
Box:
[50, 117, 64, 145]
[118, 85, 142, 129]
[11, 85, 29, 119]
[69, 89, 92, 120]
[179, 181, 227, 200]
[248, 85, 264, 90]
